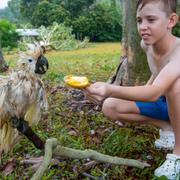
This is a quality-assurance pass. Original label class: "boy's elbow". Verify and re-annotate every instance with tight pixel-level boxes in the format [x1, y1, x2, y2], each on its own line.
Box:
[147, 85, 164, 102]
[149, 95, 160, 102]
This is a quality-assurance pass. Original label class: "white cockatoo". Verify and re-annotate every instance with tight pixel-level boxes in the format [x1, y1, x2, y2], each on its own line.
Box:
[0, 46, 49, 157]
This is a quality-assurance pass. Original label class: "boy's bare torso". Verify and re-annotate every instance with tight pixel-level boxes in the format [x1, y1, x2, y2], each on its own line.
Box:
[144, 37, 180, 117]
[146, 37, 180, 78]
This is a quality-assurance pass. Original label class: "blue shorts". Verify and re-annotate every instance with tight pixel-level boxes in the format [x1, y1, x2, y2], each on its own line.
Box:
[135, 96, 169, 121]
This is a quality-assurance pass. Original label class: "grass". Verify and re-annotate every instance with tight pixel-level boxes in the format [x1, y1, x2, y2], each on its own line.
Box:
[1, 43, 169, 179]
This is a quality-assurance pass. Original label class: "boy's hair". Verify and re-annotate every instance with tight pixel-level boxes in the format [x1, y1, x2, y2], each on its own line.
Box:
[136, 0, 177, 15]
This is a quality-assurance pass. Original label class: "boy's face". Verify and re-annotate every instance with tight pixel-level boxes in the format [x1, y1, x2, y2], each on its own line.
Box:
[136, 1, 171, 45]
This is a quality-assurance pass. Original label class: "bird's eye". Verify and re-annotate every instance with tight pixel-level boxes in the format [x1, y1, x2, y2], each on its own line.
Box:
[28, 59, 33, 63]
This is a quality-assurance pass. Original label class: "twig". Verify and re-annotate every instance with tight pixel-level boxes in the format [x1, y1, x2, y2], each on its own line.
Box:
[81, 172, 103, 180]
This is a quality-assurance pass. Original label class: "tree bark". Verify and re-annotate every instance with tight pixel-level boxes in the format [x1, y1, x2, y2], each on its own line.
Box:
[109, 0, 150, 86]
[0, 50, 8, 72]
[177, 0, 180, 15]
[0, 33, 9, 72]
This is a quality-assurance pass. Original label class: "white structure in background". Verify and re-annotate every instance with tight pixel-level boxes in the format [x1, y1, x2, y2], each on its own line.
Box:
[16, 29, 45, 51]
[16, 29, 48, 48]
[16, 29, 39, 36]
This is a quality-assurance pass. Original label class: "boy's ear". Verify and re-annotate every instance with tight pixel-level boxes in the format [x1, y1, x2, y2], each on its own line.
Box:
[167, 13, 179, 29]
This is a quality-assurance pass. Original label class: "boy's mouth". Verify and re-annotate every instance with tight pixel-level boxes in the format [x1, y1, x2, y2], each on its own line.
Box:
[141, 33, 151, 39]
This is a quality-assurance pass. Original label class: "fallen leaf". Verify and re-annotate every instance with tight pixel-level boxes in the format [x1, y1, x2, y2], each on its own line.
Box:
[2, 159, 16, 176]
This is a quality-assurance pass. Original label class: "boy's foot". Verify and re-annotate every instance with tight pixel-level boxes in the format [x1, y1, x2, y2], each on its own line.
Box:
[154, 154, 180, 180]
[154, 130, 175, 150]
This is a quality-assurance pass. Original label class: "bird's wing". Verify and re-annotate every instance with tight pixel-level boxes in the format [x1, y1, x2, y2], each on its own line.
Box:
[0, 84, 9, 128]
[0, 85, 8, 110]
[25, 102, 41, 125]
[25, 86, 48, 125]
[38, 86, 48, 111]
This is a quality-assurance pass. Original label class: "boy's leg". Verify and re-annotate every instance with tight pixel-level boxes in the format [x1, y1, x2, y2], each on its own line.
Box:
[102, 97, 172, 131]
[166, 78, 180, 156]
[102, 97, 179, 178]
[155, 79, 180, 179]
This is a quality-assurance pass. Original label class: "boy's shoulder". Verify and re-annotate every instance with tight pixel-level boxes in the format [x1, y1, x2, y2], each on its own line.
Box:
[170, 37, 180, 61]
[141, 37, 180, 57]
[174, 37, 180, 50]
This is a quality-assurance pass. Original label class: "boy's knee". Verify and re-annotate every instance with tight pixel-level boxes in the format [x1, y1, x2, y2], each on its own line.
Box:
[102, 98, 118, 119]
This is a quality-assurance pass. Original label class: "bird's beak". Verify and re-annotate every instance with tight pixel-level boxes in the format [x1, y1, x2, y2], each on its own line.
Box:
[35, 55, 49, 74]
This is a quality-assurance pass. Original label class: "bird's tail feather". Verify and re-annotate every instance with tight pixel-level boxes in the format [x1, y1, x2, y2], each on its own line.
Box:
[0, 121, 19, 154]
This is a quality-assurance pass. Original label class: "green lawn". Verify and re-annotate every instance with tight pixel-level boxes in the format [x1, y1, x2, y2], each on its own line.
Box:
[1, 43, 168, 180]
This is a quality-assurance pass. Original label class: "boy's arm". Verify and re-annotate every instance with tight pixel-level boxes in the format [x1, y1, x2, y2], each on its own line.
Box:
[86, 81, 163, 103]
[108, 52, 180, 102]
[85, 49, 180, 103]
[107, 84, 162, 102]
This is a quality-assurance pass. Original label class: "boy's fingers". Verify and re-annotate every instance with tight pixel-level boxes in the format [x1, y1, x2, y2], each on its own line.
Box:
[85, 94, 102, 105]
[85, 94, 98, 104]
[83, 87, 93, 94]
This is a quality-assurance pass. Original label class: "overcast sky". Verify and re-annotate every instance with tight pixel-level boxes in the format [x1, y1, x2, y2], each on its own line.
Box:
[0, 0, 10, 9]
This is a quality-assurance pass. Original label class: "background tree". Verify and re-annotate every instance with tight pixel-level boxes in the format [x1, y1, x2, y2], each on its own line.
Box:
[72, 3, 122, 41]
[59, 0, 95, 18]
[20, 0, 40, 22]
[8, 0, 22, 21]
[0, 7, 15, 21]
[31, 1, 70, 27]
[19, 0, 122, 42]
[0, 0, 23, 23]
[20, 0, 95, 24]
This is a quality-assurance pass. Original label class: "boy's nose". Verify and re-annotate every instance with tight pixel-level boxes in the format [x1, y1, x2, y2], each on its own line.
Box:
[139, 22, 148, 30]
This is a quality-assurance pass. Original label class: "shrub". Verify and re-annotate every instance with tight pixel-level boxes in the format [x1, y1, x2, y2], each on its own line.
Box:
[0, 19, 18, 48]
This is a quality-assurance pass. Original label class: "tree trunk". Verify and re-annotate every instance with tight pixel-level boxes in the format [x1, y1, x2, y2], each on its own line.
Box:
[0, 50, 8, 72]
[109, 0, 150, 86]
[177, 0, 180, 14]
[0, 33, 9, 72]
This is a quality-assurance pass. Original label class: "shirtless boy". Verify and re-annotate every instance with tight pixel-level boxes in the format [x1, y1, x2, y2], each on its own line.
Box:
[84, 0, 180, 179]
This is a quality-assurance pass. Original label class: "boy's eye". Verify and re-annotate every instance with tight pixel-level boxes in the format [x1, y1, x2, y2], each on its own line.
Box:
[28, 59, 33, 63]
[137, 19, 142, 23]
[148, 19, 155, 23]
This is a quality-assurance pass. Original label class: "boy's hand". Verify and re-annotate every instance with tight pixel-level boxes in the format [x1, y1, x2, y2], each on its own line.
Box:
[83, 82, 109, 105]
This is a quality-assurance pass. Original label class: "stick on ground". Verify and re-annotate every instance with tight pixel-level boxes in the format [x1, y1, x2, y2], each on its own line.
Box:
[31, 138, 150, 180]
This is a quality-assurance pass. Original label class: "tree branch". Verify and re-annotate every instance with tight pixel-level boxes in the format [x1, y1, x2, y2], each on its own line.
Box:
[31, 138, 150, 180]
[31, 138, 58, 180]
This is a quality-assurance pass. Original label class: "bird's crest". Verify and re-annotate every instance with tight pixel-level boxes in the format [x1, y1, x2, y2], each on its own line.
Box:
[29, 45, 45, 60]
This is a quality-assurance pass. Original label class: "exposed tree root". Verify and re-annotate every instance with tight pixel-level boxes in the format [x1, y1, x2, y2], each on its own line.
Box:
[31, 138, 150, 180]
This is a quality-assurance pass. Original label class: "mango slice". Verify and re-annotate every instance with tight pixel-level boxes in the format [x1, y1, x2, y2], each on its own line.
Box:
[64, 75, 90, 88]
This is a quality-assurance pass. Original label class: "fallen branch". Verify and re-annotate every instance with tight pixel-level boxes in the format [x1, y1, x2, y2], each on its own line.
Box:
[31, 138, 58, 180]
[31, 138, 150, 180]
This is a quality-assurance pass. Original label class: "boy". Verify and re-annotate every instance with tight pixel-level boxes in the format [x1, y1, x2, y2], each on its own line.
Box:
[84, 0, 180, 179]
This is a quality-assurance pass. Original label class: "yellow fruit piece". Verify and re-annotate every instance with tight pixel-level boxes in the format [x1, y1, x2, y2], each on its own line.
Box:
[64, 75, 90, 88]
